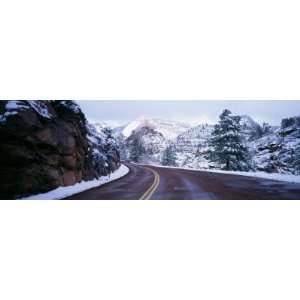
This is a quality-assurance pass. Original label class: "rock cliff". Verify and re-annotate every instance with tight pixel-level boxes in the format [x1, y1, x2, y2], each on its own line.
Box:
[0, 101, 120, 199]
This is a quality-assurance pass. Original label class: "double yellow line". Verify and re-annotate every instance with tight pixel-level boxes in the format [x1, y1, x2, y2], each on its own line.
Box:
[139, 167, 160, 200]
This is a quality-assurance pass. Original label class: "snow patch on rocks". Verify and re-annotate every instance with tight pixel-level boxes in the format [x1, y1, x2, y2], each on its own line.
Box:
[27, 101, 53, 119]
[0, 100, 55, 124]
[0, 101, 30, 123]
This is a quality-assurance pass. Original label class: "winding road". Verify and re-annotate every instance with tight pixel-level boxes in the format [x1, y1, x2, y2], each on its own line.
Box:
[65, 163, 300, 200]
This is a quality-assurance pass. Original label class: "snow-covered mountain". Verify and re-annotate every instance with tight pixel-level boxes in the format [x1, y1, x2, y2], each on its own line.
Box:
[117, 115, 264, 163]
[113, 113, 300, 175]
[111, 116, 193, 162]
[121, 116, 191, 140]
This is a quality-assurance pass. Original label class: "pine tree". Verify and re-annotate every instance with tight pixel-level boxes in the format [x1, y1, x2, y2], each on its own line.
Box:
[209, 109, 251, 171]
[102, 127, 120, 168]
[162, 145, 177, 166]
[129, 134, 144, 163]
[103, 127, 115, 154]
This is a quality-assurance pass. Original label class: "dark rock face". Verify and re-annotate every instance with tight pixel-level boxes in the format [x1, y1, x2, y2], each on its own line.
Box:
[0, 101, 120, 199]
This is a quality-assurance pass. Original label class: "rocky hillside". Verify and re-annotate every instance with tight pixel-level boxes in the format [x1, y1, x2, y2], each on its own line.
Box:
[0, 101, 120, 199]
[174, 124, 214, 168]
[117, 114, 300, 175]
[173, 115, 264, 169]
[115, 115, 263, 165]
[249, 116, 300, 174]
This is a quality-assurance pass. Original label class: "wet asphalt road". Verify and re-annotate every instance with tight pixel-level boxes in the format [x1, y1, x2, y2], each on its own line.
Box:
[65, 163, 300, 200]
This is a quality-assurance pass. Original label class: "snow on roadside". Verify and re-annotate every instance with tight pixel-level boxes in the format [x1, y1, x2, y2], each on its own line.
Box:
[145, 163, 300, 184]
[205, 169, 300, 184]
[19, 164, 129, 200]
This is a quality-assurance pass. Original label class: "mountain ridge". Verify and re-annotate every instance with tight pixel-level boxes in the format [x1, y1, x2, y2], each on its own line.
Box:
[104, 114, 300, 175]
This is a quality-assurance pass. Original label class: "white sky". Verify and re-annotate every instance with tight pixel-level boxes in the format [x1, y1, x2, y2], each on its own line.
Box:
[77, 100, 300, 126]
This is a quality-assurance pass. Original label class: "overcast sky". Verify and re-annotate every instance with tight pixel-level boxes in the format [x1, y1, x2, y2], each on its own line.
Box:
[77, 100, 300, 126]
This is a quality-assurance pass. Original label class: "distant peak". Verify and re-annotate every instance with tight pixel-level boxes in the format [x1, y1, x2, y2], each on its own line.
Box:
[122, 116, 192, 140]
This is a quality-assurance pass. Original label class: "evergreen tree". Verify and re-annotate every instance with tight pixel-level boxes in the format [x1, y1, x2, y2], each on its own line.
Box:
[209, 109, 251, 171]
[103, 127, 115, 154]
[129, 134, 144, 163]
[102, 127, 120, 168]
[162, 145, 177, 166]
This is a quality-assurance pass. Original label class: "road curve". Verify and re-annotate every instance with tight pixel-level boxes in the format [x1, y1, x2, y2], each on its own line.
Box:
[65, 163, 155, 200]
[65, 163, 300, 200]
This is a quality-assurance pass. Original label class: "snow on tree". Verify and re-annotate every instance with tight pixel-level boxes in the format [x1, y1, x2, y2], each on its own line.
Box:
[103, 127, 116, 153]
[162, 144, 177, 166]
[209, 109, 251, 171]
[102, 127, 120, 171]
[128, 131, 144, 163]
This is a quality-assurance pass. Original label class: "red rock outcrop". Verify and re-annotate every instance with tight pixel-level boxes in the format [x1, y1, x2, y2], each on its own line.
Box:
[0, 101, 120, 199]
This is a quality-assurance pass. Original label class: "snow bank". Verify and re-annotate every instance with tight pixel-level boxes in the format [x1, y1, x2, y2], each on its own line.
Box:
[19, 164, 129, 200]
[204, 169, 300, 184]
[145, 164, 300, 184]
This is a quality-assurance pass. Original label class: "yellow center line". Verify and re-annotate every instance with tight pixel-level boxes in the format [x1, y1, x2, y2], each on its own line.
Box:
[139, 167, 160, 200]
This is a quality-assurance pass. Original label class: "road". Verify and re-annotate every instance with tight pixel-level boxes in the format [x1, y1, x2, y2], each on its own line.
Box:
[65, 163, 300, 200]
